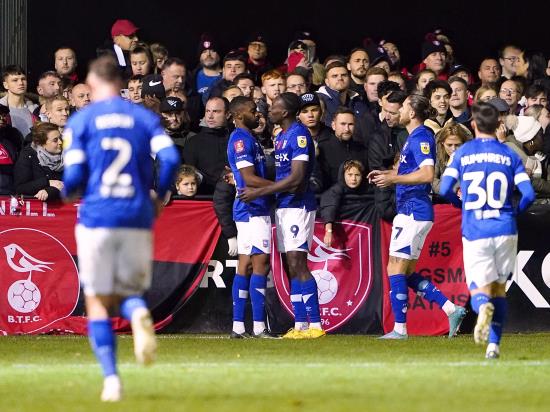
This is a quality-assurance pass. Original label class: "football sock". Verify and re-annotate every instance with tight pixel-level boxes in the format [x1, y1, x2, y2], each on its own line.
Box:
[120, 296, 147, 321]
[302, 278, 322, 325]
[250, 274, 267, 334]
[232, 274, 249, 333]
[88, 319, 117, 377]
[407, 273, 452, 312]
[489, 297, 507, 345]
[290, 278, 308, 327]
[389, 274, 408, 330]
[470, 293, 490, 314]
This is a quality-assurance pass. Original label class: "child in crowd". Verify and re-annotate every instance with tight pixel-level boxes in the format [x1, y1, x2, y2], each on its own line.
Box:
[174, 164, 201, 199]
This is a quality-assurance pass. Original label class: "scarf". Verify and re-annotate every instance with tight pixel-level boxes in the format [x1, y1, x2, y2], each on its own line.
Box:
[32, 143, 64, 172]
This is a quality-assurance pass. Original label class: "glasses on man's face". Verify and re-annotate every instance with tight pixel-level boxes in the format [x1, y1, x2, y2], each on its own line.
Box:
[500, 88, 517, 95]
[503, 56, 520, 62]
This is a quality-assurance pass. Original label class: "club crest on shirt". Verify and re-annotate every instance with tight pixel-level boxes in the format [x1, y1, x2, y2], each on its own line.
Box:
[297, 136, 307, 148]
[234, 140, 245, 153]
[420, 142, 430, 155]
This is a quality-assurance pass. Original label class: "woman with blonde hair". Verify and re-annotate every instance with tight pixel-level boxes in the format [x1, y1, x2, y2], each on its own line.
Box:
[432, 121, 472, 196]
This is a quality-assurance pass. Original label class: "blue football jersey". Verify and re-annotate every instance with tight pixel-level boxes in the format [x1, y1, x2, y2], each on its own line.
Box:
[273, 122, 316, 210]
[395, 125, 436, 221]
[62, 96, 180, 229]
[227, 127, 271, 221]
[441, 138, 531, 240]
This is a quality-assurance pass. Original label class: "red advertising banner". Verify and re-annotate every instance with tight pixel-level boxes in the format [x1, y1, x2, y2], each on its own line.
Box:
[381, 204, 470, 335]
[0, 198, 220, 335]
[272, 220, 375, 332]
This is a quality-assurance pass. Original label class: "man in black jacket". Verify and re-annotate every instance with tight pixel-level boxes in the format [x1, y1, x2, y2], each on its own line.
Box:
[183, 96, 230, 194]
[316, 107, 368, 189]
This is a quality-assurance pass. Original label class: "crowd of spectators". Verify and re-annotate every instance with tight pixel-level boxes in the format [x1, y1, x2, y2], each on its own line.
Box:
[2, 20, 550, 234]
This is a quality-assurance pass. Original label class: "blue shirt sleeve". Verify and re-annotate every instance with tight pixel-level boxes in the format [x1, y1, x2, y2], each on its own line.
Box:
[232, 135, 255, 169]
[411, 135, 435, 169]
[289, 129, 310, 162]
[511, 152, 536, 214]
[439, 150, 461, 207]
[62, 112, 88, 198]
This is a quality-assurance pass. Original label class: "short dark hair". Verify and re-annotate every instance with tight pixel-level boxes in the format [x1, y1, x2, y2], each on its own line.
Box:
[229, 95, 254, 116]
[279, 92, 302, 117]
[206, 95, 230, 112]
[324, 61, 347, 76]
[233, 73, 255, 85]
[525, 83, 547, 99]
[161, 57, 186, 71]
[347, 48, 369, 62]
[424, 80, 452, 100]
[38, 70, 61, 82]
[2, 64, 26, 81]
[387, 90, 407, 105]
[333, 107, 355, 119]
[447, 76, 468, 88]
[88, 55, 122, 83]
[127, 74, 143, 87]
[498, 44, 521, 59]
[408, 93, 433, 122]
[471, 102, 499, 134]
[130, 43, 154, 67]
[377, 80, 401, 100]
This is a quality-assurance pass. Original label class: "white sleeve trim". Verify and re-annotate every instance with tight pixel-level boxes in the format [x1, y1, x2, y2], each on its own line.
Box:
[292, 154, 309, 161]
[236, 160, 254, 169]
[442, 167, 459, 179]
[64, 149, 86, 167]
[514, 172, 530, 185]
[150, 134, 174, 155]
[418, 159, 435, 168]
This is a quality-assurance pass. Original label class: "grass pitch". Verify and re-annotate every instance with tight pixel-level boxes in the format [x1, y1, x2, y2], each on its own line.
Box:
[0, 333, 548, 412]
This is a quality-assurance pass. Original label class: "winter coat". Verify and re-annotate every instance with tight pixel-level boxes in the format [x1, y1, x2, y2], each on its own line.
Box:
[14, 145, 63, 201]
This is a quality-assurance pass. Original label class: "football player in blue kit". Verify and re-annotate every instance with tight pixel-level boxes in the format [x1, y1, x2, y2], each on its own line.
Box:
[227, 96, 278, 339]
[62, 56, 180, 401]
[240, 92, 325, 339]
[368, 94, 467, 339]
[440, 102, 535, 358]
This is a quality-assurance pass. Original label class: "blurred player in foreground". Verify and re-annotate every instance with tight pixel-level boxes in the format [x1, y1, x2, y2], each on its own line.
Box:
[440, 102, 535, 358]
[62, 56, 180, 401]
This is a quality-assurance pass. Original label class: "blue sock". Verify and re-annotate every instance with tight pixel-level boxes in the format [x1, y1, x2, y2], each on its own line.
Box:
[290, 278, 307, 322]
[88, 319, 117, 377]
[470, 293, 490, 314]
[489, 297, 507, 345]
[250, 274, 267, 322]
[232, 274, 249, 322]
[120, 296, 147, 321]
[389, 275, 408, 324]
[301, 278, 321, 323]
[407, 273, 448, 308]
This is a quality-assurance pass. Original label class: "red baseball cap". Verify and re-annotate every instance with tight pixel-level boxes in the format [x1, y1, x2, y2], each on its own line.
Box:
[111, 19, 139, 37]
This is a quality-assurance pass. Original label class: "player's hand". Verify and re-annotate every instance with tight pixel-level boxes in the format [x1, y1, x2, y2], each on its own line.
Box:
[238, 187, 261, 203]
[227, 237, 238, 257]
[222, 167, 235, 186]
[49, 180, 64, 190]
[163, 190, 172, 206]
[368, 170, 394, 187]
[150, 191, 164, 217]
[456, 188, 462, 200]
[35, 189, 49, 201]
[324, 231, 333, 248]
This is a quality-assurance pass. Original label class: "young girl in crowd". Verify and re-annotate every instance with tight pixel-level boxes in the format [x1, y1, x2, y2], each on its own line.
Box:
[174, 164, 201, 199]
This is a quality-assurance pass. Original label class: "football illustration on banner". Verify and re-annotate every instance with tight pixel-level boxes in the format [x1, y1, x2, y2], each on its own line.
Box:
[0, 228, 80, 334]
[272, 221, 374, 332]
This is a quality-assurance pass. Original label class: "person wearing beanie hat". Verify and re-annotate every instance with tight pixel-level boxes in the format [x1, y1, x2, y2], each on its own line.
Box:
[192, 34, 222, 103]
[247, 33, 273, 83]
[420, 33, 447, 77]
[363, 38, 392, 74]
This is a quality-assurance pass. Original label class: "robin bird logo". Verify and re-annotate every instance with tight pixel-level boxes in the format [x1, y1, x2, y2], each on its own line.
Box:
[3, 243, 54, 274]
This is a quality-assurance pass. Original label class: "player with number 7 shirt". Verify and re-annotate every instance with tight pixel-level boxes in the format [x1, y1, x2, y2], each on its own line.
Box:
[368, 93, 467, 339]
[440, 102, 535, 359]
[62, 56, 180, 402]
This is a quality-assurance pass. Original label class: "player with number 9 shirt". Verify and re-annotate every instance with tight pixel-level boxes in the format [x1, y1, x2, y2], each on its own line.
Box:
[62, 56, 180, 401]
[440, 102, 535, 358]
[368, 94, 466, 339]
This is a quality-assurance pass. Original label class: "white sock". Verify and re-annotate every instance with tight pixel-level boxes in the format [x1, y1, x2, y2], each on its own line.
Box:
[442, 300, 456, 316]
[232, 321, 245, 334]
[295, 321, 308, 331]
[394, 322, 407, 335]
[487, 343, 499, 354]
[253, 321, 266, 335]
[309, 322, 322, 330]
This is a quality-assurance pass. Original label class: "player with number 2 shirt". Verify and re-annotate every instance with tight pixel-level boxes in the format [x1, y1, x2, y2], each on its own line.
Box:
[368, 94, 466, 339]
[62, 56, 180, 401]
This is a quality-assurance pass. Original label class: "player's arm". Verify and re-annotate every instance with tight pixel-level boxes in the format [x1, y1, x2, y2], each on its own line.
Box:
[239, 160, 306, 202]
[368, 165, 434, 187]
[150, 126, 181, 199]
[514, 161, 536, 214]
[62, 122, 87, 201]
[439, 167, 461, 208]
[239, 166, 272, 188]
